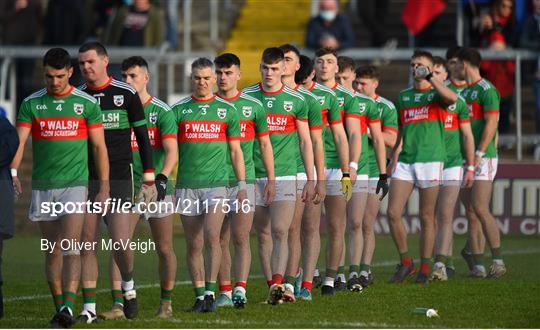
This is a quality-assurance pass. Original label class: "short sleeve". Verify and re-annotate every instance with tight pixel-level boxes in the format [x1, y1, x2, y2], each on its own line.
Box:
[381, 103, 398, 132]
[86, 101, 103, 129]
[482, 87, 500, 114]
[366, 99, 380, 123]
[344, 93, 360, 117]
[227, 105, 241, 140]
[327, 94, 342, 125]
[307, 96, 323, 130]
[456, 96, 470, 122]
[16, 101, 33, 128]
[295, 98, 308, 121]
[158, 108, 177, 139]
[254, 103, 269, 136]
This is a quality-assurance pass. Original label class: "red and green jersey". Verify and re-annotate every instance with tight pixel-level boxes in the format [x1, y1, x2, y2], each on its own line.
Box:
[218, 91, 269, 184]
[306, 82, 342, 169]
[322, 83, 360, 169]
[172, 95, 240, 188]
[16, 86, 102, 190]
[460, 78, 500, 158]
[131, 96, 177, 194]
[355, 93, 379, 175]
[444, 82, 470, 168]
[396, 86, 447, 164]
[368, 95, 398, 177]
[294, 85, 323, 173]
[243, 83, 307, 178]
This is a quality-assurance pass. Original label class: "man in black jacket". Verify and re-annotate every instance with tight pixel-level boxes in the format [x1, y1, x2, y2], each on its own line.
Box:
[305, 0, 355, 50]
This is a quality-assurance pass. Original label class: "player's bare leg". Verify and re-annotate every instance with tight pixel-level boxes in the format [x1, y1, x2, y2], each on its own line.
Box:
[460, 188, 487, 275]
[387, 179, 415, 283]
[217, 216, 232, 306]
[80, 213, 101, 317]
[346, 192, 368, 290]
[229, 209, 255, 307]
[300, 201, 322, 298]
[433, 185, 460, 281]
[39, 222, 63, 313]
[471, 181, 505, 277]
[269, 201, 296, 300]
[360, 193, 380, 286]
[149, 215, 177, 317]
[323, 196, 346, 294]
[59, 213, 85, 313]
[202, 207, 227, 309]
[254, 206, 272, 285]
[417, 185, 440, 281]
[181, 215, 205, 309]
[284, 196, 305, 298]
[335, 241, 346, 291]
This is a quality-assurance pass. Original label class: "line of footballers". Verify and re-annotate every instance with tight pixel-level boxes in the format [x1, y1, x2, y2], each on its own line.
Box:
[9, 42, 506, 327]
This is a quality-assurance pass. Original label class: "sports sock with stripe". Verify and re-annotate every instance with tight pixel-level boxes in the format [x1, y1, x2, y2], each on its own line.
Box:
[52, 293, 63, 312]
[111, 289, 124, 305]
[161, 288, 173, 301]
[82, 287, 97, 314]
[62, 291, 77, 315]
[445, 256, 455, 269]
[360, 263, 371, 273]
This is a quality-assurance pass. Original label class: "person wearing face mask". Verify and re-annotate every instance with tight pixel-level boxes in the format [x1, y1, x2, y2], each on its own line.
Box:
[305, 0, 355, 50]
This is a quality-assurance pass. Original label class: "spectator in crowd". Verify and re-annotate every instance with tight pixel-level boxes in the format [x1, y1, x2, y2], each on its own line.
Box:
[0, 0, 43, 108]
[0, 113, 20, 319]
[104, 0, 164, 47]
[43, 0, 90, 45]
[162, 0, 179, 50]
[357, 0, 394, 47]
[462, 0, 494, 46]
[520, 0, 540, 133]
[305, 0, 355, 50]
[479, 0, 518, 134]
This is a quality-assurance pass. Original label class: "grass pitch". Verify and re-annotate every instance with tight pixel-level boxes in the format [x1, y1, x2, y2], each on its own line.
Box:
[1, 233, 539, 328]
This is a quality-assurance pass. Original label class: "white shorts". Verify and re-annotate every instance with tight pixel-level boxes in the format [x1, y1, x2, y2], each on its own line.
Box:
[226, 184, 256, 213]
[296, 169, 318, 194]
[475, 157, 498, 181]
[352, 174, 369, 193]
[392, 162, 443, 189]
[29, 186, 87, 221]
[325, 168, 344, 196]
[134, 195, 174, 220]
[442, 166, 463, 187]
[255, 176, 296, 206]
[175, 187, 227, 216]
[367, 177, 379, 195]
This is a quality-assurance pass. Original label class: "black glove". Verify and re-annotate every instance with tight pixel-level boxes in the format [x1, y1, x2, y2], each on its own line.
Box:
[155, 174, 168, 201]
[376, 173, 389, 200]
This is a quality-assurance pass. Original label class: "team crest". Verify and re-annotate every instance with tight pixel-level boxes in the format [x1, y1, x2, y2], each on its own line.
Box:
[217, 108, 227, 119]
[317, 96, 325, 105]
[149, 112, 158, 124]
[113, 95, 124, 106]
[471, 91, 478, 100]
[242, 106, 252, 117]
[73, 103, 84, 115]
[359, 103, 366, 113]
[283, 101, 293, 112]
[338, 97, 344, 107]
[448, 103, 457, 112]
[428, 93, 434, 102]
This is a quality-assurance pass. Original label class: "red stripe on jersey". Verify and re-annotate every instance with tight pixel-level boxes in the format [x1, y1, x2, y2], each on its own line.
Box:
[485, 110, 499, 115]
[368, 118, 381, 124]
[178, 120, 228, 142]
[467, 102, 499, 120]
[87, 123, 103, 129]
[227, 136, 241, 141]
[400, 104, 445, 125]
[240, 120, 255, 141]
[31, 117, 89, 140]
[162, 134, 177, 140]
[309, 125, 323, 130]
[257, 131, 270, 137]
[266, 113, 297, 134]
[16, 121, 32, 128]
[444, 112, 459, 131]
[297, 118, 308, 122]
[131, 127, 164, 151]
[382, 126, 398, 133]
[322, 109, 329, 125]
[360, 115, 368, 133]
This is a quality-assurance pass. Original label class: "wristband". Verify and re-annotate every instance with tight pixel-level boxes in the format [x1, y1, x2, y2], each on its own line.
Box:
[342, 172, 350, 178]
[10, 168, 17, 177]
[379, 173, 388, 180]
[238, 180, 247, 190]
[466, 165, 475, 172]
[142, 172, 155, 184]
[349, 162, 358, 170]
[475, 150, 485, 158]
[425, 72, 433, 81]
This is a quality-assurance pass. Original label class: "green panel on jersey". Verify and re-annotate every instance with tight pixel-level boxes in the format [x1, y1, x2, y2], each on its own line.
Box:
[460, 79, 500, 158]
[16, 87, 102, 190]
[443, 83, 470, 169]
[356, 93, 378, 175]
[132, 97, 177, 195]
[368, 96, 397, 178]
[396, 87, 447, 164]
[295, 86, 323, 174]
[173, 95, 240, 189]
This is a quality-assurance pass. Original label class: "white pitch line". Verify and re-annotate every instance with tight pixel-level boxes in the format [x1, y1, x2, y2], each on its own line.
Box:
[4, 248, 540, 303]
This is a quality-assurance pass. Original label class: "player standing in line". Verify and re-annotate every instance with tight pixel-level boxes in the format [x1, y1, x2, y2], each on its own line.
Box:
[314, 48, 362, 296]
[278, 44, 325, 302]
[172, 58, 246, 312]
[213, 53, 276, 308]
[445, 47, 486, 274]
[100, 56, 178, 319]
[335, 57, 389, 291]
[456, 48, 506, 278]
[11, 48, 109, 328]
[354, 65, 397, 288]
[387, 50, 457, 284]
[295, 55, 351, 299]
[243, 48, 315, 305]
[77, 42, 156, 322]
[430, 56, 475, 281]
